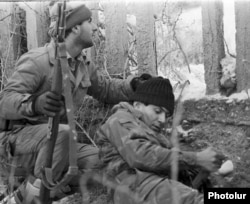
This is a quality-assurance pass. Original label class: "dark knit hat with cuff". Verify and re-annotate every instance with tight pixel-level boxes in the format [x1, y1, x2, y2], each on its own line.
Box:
[131, 77, 175, 116]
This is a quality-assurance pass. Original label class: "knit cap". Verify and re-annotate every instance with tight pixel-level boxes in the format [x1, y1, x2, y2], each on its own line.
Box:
[131, 77, 175, 115]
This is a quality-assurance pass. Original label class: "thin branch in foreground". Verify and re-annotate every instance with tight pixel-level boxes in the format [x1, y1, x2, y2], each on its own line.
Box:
[170, 80, 190, 204]
[75, 120, 97, 147]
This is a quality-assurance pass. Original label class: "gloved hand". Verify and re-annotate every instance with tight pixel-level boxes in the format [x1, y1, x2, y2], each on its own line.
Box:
[32, 91, 65, 117]
[130, 73, 153, 92]
[196, 147, 225, 172]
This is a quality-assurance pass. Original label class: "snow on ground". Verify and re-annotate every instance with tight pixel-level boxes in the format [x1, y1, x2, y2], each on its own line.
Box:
[171, 64, 206, 101]
[172, 63, 250, 102]
[168, 0, 246, 102]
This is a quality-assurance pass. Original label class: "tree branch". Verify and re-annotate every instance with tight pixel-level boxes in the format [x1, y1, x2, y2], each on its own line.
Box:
[223, 37, 236, 58]
[158, 48, 178, 66]
[0, 14, 11, 21]
[75, 120, 97, 147]
[172, 8, 191, 73]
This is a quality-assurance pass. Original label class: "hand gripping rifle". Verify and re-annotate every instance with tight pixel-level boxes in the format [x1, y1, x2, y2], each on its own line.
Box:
[40, 1, 78, 203]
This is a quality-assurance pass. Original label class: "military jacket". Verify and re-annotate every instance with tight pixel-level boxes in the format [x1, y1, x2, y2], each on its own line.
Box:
[96, 102, 197, 179]
[0, 42, 133, 129]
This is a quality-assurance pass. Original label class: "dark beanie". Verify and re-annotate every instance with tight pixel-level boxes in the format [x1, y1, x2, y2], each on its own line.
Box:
[131, 77, 175, 116]
[66, 5, 92, 31]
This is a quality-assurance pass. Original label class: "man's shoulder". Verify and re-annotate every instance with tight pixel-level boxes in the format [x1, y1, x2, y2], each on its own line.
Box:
[113, 110, 133, 123]
[23, 46, 49, 61]
[19, 42, 55, 63]
[14, 45, 53, 73]
[109, 109, 137, 128]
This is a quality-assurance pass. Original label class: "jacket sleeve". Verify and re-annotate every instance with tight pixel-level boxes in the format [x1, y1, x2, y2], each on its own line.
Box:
[87, 62, 134, 104]
[104, 112, 197, 173]
[0, 55, 45, 120]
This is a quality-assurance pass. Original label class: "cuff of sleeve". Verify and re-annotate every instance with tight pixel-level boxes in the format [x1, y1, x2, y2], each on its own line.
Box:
[20, 94, 38, 116]
[180, 151, 198, 166]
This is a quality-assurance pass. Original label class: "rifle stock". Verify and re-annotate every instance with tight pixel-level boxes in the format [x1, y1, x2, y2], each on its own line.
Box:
[39, 2, 65, 203]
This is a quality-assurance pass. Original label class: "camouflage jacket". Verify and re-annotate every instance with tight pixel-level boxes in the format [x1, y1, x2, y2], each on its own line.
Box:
[0, 42, 133, 130]
[96, 102, 198, 179]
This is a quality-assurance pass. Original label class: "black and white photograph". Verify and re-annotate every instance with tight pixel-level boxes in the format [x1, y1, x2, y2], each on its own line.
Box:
[0, 0, 249, 203]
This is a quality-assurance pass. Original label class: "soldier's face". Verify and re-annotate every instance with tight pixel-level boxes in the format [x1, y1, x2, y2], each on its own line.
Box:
[136, 103, 170, 133]
[78, 17, 97, 48]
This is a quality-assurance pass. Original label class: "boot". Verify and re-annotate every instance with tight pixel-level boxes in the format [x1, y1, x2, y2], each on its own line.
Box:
[3, 177, 74, 204]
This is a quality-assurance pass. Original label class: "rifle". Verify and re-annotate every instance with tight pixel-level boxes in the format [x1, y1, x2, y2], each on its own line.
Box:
[40, 1, 78, 203]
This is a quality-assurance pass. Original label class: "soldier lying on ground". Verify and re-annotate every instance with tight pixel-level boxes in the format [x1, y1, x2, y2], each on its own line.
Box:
[96, 77, 224, 204]
[0, 3, 152, 203]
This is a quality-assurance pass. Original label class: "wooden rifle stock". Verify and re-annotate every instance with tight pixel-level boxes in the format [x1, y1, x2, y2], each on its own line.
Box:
[39, 2, 66, 203]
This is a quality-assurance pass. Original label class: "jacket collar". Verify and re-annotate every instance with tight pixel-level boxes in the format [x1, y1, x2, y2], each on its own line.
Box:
[46, 41, 86, 65]
[45, 41, 91, 95]
[112, 102, 154, 132]
[112, 102, 143, 120]
[112, 102, 170, 146]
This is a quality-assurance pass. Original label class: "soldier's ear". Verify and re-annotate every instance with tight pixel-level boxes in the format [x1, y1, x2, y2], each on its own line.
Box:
[72, 25, 80, 34]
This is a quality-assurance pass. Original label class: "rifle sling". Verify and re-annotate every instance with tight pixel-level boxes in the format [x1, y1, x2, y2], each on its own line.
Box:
[59, 42, 78, 170]
[42, 42, 78, 190]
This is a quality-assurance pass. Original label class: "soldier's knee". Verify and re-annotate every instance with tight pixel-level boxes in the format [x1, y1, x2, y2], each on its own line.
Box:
[78, 145, 100, 170]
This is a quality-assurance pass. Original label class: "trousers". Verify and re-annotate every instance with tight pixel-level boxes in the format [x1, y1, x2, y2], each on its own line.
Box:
[113, 170, 204, 204]
[4, 124, 99, 184]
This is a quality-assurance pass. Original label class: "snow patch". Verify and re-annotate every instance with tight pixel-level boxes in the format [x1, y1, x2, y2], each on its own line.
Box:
[172, 63, 250, 102]
[172, 64, 206, 101]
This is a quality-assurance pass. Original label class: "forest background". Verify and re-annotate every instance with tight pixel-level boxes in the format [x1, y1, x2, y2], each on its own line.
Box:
[1, 0, 250, 204]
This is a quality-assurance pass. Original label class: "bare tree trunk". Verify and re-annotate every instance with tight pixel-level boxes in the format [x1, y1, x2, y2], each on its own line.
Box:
[0, 2, 16, 87]
[235, 1, 250, 92]
[104, 1, 128, 76]
[19, 2, 49, 50]
[135, 1, 157, 75]
[202, 0, 225, 95]
[11, 5, 23, 61]
[87, 1, 100, 64]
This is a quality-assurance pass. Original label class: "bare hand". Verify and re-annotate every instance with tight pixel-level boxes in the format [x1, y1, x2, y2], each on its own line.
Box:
[196, 146, 225, 172]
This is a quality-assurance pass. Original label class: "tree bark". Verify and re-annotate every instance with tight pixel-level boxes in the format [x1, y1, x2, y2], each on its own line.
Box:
[202, 0, 225, 95]
[19, 2, 49, 50]
[87, 1, 99, 64]
[0, 2, 16, 87]
[104, 1, 128, 76]
[235, 1, 250, 92]
[135, 1, 157, 75]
